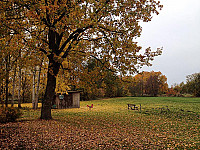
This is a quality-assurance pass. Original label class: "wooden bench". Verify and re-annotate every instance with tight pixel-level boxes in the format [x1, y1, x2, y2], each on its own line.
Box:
[127, 104, 141, 110]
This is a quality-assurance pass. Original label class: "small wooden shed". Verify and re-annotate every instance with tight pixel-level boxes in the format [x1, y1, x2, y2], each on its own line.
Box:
[53, 91, 80, 109]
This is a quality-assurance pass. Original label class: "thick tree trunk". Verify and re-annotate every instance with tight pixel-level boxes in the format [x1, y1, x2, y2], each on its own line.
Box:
[40, 59, 60, 120]
[40, 27, 62, 119]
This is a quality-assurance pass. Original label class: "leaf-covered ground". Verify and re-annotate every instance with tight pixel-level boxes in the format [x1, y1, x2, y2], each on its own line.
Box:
[1, 97, 200, 149]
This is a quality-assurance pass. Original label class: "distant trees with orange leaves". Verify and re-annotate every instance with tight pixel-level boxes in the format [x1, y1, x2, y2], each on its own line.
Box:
[72, 69, 168, 99]
[125, 71, 168, 97]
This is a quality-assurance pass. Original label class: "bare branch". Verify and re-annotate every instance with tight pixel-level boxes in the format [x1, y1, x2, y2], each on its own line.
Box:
[99, 28, 116, 54]
[90, 55, 115, 72]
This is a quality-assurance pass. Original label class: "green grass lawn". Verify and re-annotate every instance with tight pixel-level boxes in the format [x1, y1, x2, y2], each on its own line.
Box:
[1, 97, 200, 149]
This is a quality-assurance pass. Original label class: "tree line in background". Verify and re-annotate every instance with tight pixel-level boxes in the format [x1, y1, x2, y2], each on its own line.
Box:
[0, 55, 167, 105]
[1, 49, 200, 108]
[75, 59, 169, 100]
[170, 73, 200, 97]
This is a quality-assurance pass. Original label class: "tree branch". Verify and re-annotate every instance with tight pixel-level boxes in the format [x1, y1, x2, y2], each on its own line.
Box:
[99, 28, 116, 54]
[39, 48, 47, 55]
[59, 25, 93, 57]
[90, 55, 115, 72]
[53, 11, 67, 26]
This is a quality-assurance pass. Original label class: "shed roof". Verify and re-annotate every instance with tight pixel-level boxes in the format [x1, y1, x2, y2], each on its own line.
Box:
[56, 91, 81, 95]
[67, 91, 81, 93]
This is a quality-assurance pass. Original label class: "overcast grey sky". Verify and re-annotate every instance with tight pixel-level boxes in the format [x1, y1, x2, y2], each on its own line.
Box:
[136, 0, 200, 86]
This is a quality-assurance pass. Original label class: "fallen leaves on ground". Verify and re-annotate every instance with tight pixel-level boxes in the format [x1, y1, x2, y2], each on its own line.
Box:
[0, 97, 200, 149]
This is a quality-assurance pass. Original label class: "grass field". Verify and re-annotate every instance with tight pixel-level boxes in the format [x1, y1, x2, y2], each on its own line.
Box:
[1, 97, 200, 149]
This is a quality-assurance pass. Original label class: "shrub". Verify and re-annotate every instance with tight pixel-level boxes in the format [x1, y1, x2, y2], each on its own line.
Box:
[0, 107, 22, 123]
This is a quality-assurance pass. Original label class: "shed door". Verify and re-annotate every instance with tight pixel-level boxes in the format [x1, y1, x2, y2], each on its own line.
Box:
[65, 94, 73, 108]
[73, 93, 80, 108]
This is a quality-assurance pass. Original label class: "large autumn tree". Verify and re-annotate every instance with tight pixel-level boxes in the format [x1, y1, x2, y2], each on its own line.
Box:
[2, 0, 163, 119]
